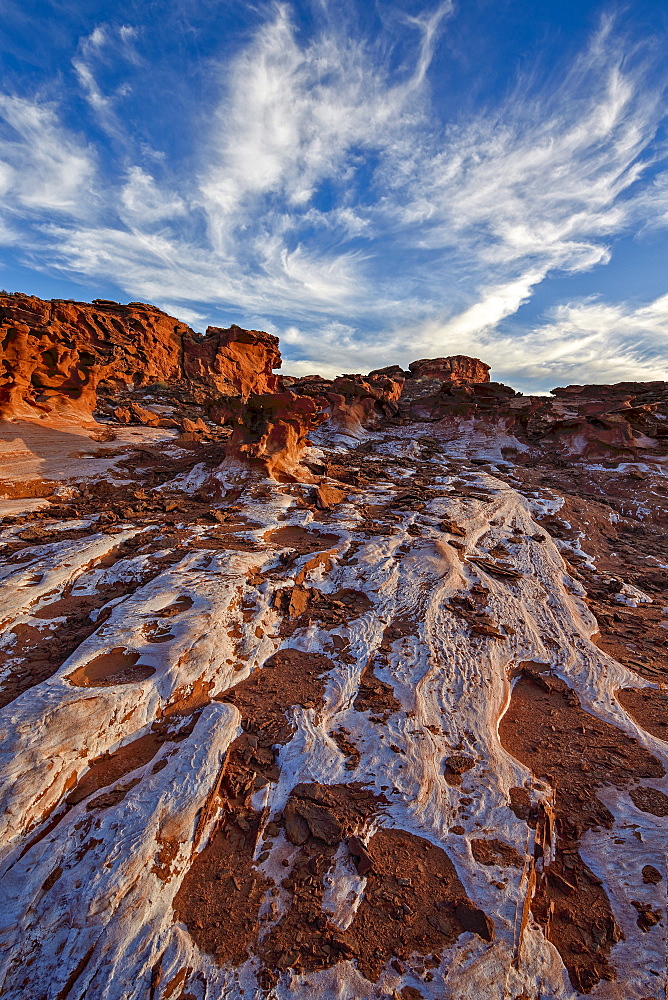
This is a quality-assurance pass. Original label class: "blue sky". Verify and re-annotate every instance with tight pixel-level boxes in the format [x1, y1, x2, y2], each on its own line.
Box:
[0, 0, 667, 392]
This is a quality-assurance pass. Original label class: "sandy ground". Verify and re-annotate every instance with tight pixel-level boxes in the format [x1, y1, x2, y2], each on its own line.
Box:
[0, 418, 178, 493]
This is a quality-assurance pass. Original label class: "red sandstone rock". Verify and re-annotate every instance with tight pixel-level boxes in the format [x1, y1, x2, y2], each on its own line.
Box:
[3, 292, 666, 473]
[0, 294, 282, 422]
[288, 371, 404, 437]
[286, 356, 490, 439]
[407, 356, 490, 384]
[182, 325, 280, 399]
[0, 294, 189, 420]
[224, 391, 329, 481]
[181, 416, 209, 434]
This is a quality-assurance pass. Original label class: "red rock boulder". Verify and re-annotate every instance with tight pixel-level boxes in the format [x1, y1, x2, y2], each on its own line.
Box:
[182, 325, 281, 399]
[224, 392, 329, 482]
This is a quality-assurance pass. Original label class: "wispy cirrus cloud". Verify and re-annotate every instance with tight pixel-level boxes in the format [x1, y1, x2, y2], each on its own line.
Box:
[0, 2, 666, 389]
[0, 94, 96, 219]
[72, 23, 140, 144]
[200, 2, 451, 234]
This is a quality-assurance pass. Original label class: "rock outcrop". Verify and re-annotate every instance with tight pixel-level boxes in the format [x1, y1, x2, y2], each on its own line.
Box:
[285, 355, 492, 438]
[224, 391, 329, 481]
[407, 355, 491, 383]
[285, 371, 405, 437]
[182, 325, 281, 398]
[0, 294, 189, 420]
[0, 294, 281, 422]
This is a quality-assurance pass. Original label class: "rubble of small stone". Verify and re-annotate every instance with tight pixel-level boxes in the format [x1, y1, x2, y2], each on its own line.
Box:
[0, 293, 667, 1000]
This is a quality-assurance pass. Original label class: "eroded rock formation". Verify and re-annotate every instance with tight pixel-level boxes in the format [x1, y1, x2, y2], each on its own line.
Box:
[0, 294, 281, 421]
[407, 355, 491, 383]
[0, 294, 188, 420]
[224, 391, 329, 481]
[182, 324, 281, 398]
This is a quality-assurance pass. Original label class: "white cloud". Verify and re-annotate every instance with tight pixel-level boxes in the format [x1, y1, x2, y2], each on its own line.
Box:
[0, 95, 96, 220]
[120, 167, 186, 225]
[198, 2, 447, 252]
[72, 23, 140, 143]
[383, 20, 660, 279]
[511, 295, 668, 386]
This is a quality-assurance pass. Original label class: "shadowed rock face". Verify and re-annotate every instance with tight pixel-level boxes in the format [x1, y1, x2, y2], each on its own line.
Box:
[404, 377, 668, 461]
[283, 371, 405, 437]
[0, 294, 281, 421]
[224, 391, 330, 481]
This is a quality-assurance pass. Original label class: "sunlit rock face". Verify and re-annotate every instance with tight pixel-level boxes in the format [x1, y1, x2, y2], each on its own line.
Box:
[407, 355, 491, 383]
[0, 294, 281, 422]
[0, 294, 188, 421]
[1, 292, 667, 1000]
[182, 325, 281, 399]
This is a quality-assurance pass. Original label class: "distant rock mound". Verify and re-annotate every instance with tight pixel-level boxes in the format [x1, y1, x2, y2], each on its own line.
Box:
[407, 355, 491, 383]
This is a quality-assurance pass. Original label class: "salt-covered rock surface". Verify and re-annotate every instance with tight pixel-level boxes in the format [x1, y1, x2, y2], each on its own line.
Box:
[0, 301, 667, 1000]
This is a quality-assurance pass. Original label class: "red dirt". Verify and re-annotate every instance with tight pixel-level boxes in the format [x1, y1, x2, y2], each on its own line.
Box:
[470, 838, 524, 868]
[265, 525, 341, 554]
[66, 648, 155, 687]
[277, 587, 374, 635]
[218, 648, 336, 746]
[345, 827, 494, 981]
[629, 786, 668, 817]
[176, 776, 496, 987]
[173, 806, 272, 965]
[353, 658, 401, 721]
[499, 670, 665, 992]
[617, 687, 668, 742]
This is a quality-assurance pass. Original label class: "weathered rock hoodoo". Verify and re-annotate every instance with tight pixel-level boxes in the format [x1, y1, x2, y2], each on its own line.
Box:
[0, 292, 667, 1000]
[224, 391, 329, 482]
